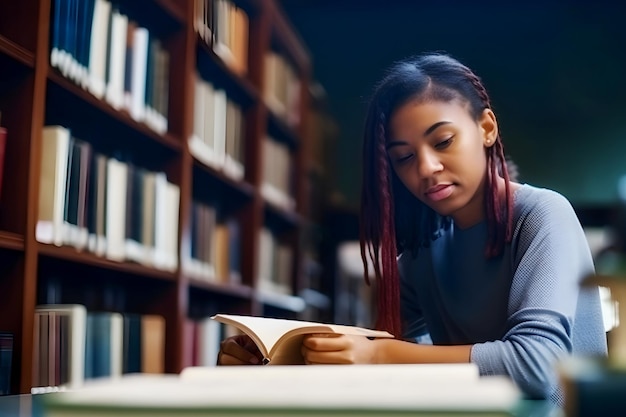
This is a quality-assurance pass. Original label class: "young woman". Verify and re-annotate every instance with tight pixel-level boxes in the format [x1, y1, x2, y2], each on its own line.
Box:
[219, 53, 607, 403]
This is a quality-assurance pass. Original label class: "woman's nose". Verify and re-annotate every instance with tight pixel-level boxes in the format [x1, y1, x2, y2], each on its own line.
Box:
[417, 150, 443, 178]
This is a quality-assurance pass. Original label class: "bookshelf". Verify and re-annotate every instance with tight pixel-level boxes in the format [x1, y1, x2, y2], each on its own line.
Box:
[0, 0, 324, 394]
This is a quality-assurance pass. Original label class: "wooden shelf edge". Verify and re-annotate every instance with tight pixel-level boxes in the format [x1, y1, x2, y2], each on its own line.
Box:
[37, 243, 177, 282]
[264, 199, 303, 228]
[154, 0, 186, 24]
[193, 158, 256, 198]
[267, 1, 311, 72]
[256, 289, 305, 312]
[188, 277, 254, 298]
[47, 70, 182, 152]
[0, 231, 25, 251]
[196, 38, 260, 104]
[266, 107, 302, 147]
[0, 35, 35, 67]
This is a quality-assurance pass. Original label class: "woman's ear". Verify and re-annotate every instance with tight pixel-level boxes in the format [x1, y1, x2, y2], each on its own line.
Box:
[479, 108, 498, 147]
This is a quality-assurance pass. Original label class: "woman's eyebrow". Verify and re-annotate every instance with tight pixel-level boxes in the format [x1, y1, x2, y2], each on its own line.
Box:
[423, 121, 452, 136]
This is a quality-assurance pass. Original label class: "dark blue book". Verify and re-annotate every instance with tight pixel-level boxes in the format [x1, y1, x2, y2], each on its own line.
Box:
[122, 314, 141, 374]
[49, 0, 66, 67]
[78, 0, 96, 79]
[0, 332, 13, 396]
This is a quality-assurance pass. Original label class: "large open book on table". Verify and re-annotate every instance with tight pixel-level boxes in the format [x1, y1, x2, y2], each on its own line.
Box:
[211, 313, 394, 365]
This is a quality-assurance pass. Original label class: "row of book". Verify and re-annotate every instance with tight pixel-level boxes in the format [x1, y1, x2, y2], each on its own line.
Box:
[184, 201, 241, 285]
[257, 227, 294, 296]
[260, 135, 295, 211]
[194, 0, 300, 129]
[264, 51, 301, 129]
[190, 73, 296, 212]
[184, 202, 296, 298]
[194, 0, 249, 77]
[190, 74, 246, 181]
[50, 0, 170, 134]
[37, 125, 180, 271]
[32, 304, 165, 392]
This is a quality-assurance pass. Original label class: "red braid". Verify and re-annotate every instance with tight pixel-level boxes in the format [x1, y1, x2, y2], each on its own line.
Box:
[362, 117, 403, 337]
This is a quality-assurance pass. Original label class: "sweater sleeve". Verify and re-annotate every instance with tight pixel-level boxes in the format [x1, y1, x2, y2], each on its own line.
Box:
[470, 190, 595, 399]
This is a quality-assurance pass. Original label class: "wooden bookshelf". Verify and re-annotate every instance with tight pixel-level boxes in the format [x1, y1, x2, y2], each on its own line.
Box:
[0, 0, 324, 394]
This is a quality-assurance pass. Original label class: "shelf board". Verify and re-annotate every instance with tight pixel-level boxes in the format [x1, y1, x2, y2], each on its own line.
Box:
[299, 288, 331, 310]
[0, 231, 24, 251]
[37, 243, 177, 282]
[47, 70, 182, 153]
[268, 1, 311, 73]
[0, 35, 35, 68]
[256, 289, 305, 313]
[153, 0, 186, 25]
[118, 0, 185, 37]
[264, 199, 302, 231]
[196, 39, 259, 107]
[188, 277, 254, 299]
[193, 159, 255, 201]
[266, 109, 301, 148]
[196, 159, 255, 195]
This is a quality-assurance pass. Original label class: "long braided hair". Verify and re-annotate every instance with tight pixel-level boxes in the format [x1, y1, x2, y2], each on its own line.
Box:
[360, 53, 514, 337]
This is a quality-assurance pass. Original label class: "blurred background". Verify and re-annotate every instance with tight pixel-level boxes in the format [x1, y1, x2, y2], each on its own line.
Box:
[280, 0, 626, 211]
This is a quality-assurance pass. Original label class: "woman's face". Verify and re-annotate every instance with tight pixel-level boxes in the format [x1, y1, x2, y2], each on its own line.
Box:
[387, 99, 497, 228]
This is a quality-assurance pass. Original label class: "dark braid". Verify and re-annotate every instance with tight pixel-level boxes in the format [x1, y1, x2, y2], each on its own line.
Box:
[465, 69, 514, 257]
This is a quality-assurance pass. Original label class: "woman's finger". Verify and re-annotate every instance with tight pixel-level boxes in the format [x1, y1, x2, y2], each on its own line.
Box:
[220, 338, 261, 365]
[302, 333, 345, 352]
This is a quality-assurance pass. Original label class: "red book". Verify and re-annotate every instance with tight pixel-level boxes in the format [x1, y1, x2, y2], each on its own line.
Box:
[0, 126, 6, 200]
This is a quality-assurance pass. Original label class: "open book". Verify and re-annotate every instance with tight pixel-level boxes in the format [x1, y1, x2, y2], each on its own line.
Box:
[211, 314, 394, 365]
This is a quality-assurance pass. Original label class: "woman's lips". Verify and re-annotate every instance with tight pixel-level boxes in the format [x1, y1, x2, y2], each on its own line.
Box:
[425, 184, 453, 202]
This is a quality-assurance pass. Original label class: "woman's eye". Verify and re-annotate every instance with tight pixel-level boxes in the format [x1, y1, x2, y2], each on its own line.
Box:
[394, 154, 413, 164]
[435, 137, 454, 149]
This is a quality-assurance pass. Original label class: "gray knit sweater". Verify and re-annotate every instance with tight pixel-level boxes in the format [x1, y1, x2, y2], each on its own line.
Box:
[399, 183, 608, 402]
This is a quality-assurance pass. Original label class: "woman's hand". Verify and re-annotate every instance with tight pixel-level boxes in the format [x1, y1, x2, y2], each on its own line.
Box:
[301, 334, 379, 364]
[217, 334, 263, 365]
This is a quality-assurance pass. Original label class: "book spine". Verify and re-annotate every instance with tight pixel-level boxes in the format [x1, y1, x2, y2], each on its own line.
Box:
[0, 332, 13, 395]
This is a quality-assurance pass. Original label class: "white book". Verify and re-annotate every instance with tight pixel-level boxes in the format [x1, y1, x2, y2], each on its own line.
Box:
[129, 26, 149, 122]
[105, 158, 127, 261]
[191, 74, 205, 147]
[109, 312, 124, 378]
[36, 126, 71, 246]
[211, 88, 227, 169]
[105, 9, 128, 110]
[197, 318, 221, 367]
[88, 0, 112, 99]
